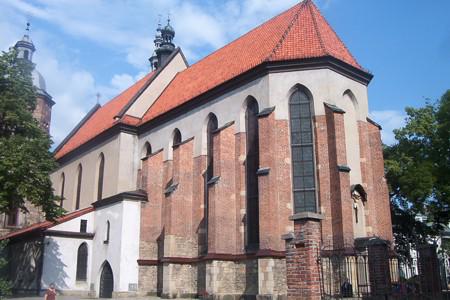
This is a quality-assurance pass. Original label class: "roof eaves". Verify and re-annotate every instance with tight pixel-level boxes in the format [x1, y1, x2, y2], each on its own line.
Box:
[53, 103, 101, 155]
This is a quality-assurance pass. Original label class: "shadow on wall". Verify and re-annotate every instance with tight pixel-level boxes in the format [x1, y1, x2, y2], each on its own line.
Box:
[9, 238, 43, 294]
[41, 238, 68, 290]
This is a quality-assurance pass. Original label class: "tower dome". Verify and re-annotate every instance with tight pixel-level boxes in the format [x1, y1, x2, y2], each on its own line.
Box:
[32, 69, 46, 93]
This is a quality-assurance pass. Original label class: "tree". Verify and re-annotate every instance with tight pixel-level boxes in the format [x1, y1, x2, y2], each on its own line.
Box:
[0, 49, 63, 221]
[384, 90, 450, 258]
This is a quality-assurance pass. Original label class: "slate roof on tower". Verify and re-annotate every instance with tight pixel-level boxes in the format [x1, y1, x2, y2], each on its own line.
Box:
[54, 0, 369, 160]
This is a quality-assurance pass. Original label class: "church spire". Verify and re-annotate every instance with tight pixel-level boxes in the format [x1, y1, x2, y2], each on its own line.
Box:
[14, 22, 36, 62]
[149, 15, 176, 70]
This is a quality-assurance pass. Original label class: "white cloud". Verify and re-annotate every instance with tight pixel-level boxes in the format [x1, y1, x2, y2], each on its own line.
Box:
[1, 0, 328, 147]
[370, 110, 406, 145]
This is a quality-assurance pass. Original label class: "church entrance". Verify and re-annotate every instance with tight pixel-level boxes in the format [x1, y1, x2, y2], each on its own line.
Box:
[99, 262, 113, 298]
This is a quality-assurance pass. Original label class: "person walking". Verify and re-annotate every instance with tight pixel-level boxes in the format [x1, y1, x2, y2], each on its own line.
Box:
[44, 283, 57, 300]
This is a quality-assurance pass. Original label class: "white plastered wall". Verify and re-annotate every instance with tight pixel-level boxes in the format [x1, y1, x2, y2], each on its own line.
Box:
[138, 69, 369, 162]
[41, 211, 94, 291]
[90, 200, 141, 295]
[126, 52, 188, 118]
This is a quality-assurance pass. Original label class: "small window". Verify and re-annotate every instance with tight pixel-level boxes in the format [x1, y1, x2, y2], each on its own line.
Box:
[6, 209, 19, 227]
[75, 164, 83, 210]
[76, 243, 88, 281]
[23, 50, 29, 60]
[173, 129, 182, 146]
[104, 221, 110, 244]
[80, 220, 87, 233]
[60, 173, 65, 207]
[97, 153, 105, 201]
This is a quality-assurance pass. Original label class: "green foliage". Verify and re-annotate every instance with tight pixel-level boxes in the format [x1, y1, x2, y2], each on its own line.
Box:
[385, 90, 450, 258]
[0, 240, 10, 299]
[0, 49, 63, 220]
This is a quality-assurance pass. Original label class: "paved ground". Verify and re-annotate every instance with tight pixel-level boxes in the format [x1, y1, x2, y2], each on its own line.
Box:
[7, 297, 194, 300]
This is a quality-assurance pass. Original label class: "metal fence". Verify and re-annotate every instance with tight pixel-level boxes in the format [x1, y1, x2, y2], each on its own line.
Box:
[319, 246, 450, 299]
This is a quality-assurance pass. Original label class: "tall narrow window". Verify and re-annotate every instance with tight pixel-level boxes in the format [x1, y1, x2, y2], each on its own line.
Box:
[245, 98, 260, 250]
[97, 153, 105, 201]
[104, 220, 110, 244]
[60, 173, 65, 207]
[289, 88, 317, 213]
[204, 114, 218, 254]
[75, 164, 83, 210]
[76, 243, 88, 281]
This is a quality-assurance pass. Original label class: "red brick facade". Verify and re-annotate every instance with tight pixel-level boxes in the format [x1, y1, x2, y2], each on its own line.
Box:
[137, 105, 392, 298]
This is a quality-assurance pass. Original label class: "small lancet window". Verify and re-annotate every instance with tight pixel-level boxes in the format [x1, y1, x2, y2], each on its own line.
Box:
[104, 220, 110, 244]
[75, 164, 83, 210]
[60, 173, 65, 207]
[97, 153, 105, 201]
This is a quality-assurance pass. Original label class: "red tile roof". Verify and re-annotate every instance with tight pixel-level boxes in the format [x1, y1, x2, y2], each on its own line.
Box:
[55, 72, 155, 159]
[0, 206, 94, 240]
[55, 0, 363, 159]
[140, 0, 361, 123]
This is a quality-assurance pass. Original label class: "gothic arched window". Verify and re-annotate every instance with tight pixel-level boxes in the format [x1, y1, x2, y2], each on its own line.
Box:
[204, 114, 218, 254]
[75, 164, 83, 210]
[289, 88, 317, 213]
[245, 98, 260, 249]
[97, 153, 105, 201]
[173, 128, 181, 146]
[144, 142, 152, 157]
[76, 243, 88, 281]
[60, 173, 65, 207]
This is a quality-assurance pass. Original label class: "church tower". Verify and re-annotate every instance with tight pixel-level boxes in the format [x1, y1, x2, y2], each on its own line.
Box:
[14, 23, 55, 132]
[149, 17, 176, 70]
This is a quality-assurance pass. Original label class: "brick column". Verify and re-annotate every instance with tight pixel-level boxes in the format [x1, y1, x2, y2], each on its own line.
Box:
[325, 104, 353, 248]
[283, 213, 324, 300]
[138, 150, 164, 295]
[417, 244, 441, 296]
[367, 238, 391, 297]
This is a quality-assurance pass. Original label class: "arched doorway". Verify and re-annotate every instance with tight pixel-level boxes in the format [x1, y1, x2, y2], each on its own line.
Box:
[99, 262, 113, 298]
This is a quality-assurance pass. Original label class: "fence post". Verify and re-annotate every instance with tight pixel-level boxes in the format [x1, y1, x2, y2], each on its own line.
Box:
[282, 212, 324, 300]
[367, 238, 391, 298]
[417, 244, 441, 296]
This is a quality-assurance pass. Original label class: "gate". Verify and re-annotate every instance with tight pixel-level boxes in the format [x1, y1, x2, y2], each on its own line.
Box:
[319, 244, 450, 299]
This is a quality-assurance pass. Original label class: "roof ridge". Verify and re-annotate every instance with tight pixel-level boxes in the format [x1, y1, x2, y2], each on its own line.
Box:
[266, 1, 307, 61]
[308, 0, 362, 69]
[307, 0, 327, 56]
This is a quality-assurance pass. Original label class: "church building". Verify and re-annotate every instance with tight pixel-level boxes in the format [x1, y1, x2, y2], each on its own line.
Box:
[2, 1, 393, 298]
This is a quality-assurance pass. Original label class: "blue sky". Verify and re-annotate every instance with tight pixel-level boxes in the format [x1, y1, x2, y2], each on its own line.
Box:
[1, 0, 449, 145]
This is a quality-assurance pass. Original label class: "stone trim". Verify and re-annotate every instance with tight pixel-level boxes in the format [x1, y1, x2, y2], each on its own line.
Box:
[366, 117, 382, 130]
[289, 212, 325, 221]
[256, 167, 270, 176]
[337, 165, 351, 172]
[172, 136, 194, 148]
[257, 106, 276, 117]
[136, 250, 286, 265]
[324, 102, 346, 114]
[92, 190, 147, 208]
[164, 182, 179, 196]
[141, 148, 164, 161]
[213, 121, 235, 134]
[207, 175, 220, 185]
[44, 230, 94, 239]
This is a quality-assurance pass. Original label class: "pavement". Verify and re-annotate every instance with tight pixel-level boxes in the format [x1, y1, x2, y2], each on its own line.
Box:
[6, 297, 194, 300]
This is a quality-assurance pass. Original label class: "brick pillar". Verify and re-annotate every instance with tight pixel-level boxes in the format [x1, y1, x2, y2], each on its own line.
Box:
[138, 150, 164, 295]
[417, 244, 441, 296]
[325, 104, 353, 248]
[283, 213, 324, 300]
[367, 238, 391, 297]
